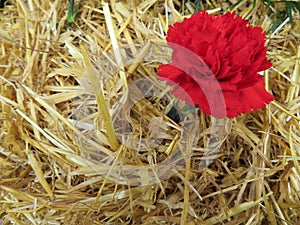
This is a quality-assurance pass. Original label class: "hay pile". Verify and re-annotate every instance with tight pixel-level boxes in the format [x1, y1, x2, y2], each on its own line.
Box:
[0, 0, 299, 224]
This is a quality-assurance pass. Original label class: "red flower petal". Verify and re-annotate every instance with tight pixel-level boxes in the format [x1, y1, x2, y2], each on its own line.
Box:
[158, 10, 274, 118]
[224, 79, 275, 117]
[158, 64, 185, 84]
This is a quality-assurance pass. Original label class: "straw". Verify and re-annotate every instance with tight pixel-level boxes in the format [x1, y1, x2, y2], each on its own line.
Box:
[0, 0, 299, 224]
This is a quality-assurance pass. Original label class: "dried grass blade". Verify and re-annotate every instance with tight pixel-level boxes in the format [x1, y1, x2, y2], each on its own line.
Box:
[204, 194, 271, 225]
[15, 109, 71, 152]
[180, 157, 191, 225]
[80, 43, 119, 150]
[27, 152, 54, 198]
[0, 185, 35, 202]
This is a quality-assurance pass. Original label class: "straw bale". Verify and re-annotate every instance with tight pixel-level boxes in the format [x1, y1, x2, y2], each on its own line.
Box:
[0, 0, 299, 224]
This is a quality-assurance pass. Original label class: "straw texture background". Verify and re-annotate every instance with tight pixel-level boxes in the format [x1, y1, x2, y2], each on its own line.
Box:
[0, 0, 299, 224]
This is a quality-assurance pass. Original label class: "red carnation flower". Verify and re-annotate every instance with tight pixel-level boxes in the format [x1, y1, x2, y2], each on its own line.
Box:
[158, 11, 274, 118]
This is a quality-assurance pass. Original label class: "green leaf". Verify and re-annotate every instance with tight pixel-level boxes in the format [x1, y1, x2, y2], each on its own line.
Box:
[66, 0, 83, 27]
[194, 0, 201, 14]
[267, 13, 287, 34]
[292, 2, 300, 13]
[264, 0, 272, 11]
[270, 10, 286, 20]
[252, 0, 257, 9]
[230, 0, 244, 11]
[285, 1, 293, 26]
[180, 105, 198, 115]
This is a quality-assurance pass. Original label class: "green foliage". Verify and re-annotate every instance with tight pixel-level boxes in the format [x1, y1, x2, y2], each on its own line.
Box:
[191, 0, 299, 34]
[66, 0, 83, 27]
[229, 0, 300, 34]
[189, 0, 213, 14]
[194, 0, 201, 14]
[267, 1, 299, 34]
[166, 101, 198, 123]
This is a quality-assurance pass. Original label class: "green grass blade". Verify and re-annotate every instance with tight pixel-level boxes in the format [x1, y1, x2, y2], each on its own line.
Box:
[285, 1, 293, 26]
[267, 13, 287, 34]
[230, 0, 244, 11]
[66, 0, 83, 27]
[194, 0, 201, 14]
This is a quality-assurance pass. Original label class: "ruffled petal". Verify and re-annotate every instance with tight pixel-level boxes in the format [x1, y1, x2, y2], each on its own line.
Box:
[157, 64, 185, 84]
[157, 10, 274, 118]
[237, 79, 275, 112]
[223, 78, 274, 117]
